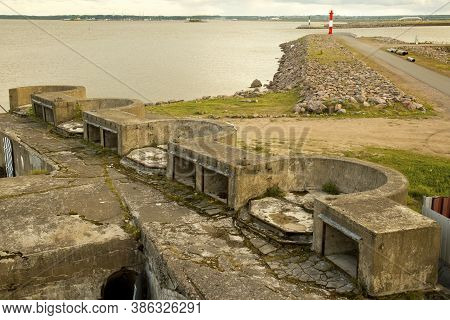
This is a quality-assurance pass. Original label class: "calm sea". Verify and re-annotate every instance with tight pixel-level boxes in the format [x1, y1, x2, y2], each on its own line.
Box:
[1, 20, 449, 110]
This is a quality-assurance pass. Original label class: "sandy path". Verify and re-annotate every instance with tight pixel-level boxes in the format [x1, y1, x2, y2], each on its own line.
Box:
[228, 117, 450, 157]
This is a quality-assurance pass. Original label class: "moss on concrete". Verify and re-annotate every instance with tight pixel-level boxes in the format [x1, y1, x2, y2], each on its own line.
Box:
[264, 186, 286, 198]
[322, 182, 341, 195]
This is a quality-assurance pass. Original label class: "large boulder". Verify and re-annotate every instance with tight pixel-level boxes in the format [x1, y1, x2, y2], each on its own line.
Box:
[307, 101, 326, 114]
[250, 79, 263, 88]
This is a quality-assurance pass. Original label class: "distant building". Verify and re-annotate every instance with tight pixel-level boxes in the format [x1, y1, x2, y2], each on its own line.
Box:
[399, 16, 423, 21]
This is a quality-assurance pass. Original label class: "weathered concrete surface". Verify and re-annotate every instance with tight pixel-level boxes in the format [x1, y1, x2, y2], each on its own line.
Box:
[9, 85, 86, 112]
[0, 114, 354, 300]
[57, 121, 84, 135]
[0, 105, 443, 299]
[112, 178, 344, 299]
[125, 147, 167, 170]
[0, 115, 139, 299]
[249, 197, 313, 233]
[313, 196, 441, 296]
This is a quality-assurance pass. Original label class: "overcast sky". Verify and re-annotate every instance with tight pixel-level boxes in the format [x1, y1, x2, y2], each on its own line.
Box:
[1, 0, 449, 16]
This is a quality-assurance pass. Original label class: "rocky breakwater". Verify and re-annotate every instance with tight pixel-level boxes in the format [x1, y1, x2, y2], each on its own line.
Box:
[269, 35, 425, 115]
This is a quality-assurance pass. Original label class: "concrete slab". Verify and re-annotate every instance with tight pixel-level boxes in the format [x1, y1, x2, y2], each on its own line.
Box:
[57, 121, 84, 135]
[125, 147, 167, 170]
[249, 197, 313, 234]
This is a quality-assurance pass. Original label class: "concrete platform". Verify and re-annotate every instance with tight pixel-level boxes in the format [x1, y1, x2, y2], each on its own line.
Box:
[57, 120, 84, 135]
[126, 147, 167, 170]
[121, 147, 168, 176]
[249, 197, 313, 241]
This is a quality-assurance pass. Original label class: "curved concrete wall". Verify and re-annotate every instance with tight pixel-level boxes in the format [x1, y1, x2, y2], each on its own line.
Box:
[119, 119, 237, 156]
[78, 98, 145, 118]
[299, 156, 408, 204]
[9, 85, 86, 111]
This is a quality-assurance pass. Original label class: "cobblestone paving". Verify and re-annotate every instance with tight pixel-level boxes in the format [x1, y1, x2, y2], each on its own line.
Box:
[240, 228, 358, 295]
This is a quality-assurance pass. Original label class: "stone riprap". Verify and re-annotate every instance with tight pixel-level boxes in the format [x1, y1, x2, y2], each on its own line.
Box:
[1, 84, 442, 298]
[269, 35, 426, 114]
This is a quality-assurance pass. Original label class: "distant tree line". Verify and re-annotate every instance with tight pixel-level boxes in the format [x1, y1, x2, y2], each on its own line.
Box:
[0, 14, 449, 21]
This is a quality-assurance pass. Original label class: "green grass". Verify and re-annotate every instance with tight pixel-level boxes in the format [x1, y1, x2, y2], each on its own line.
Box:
[396, 49, 450, 78]
[307, 41, 353, 65]
[345, 147, 450, 212]
[148, 90, 300, 118]
[148, 89, 431, 120]
[265, 186, 286, 198]
[322, 182, 341, 195]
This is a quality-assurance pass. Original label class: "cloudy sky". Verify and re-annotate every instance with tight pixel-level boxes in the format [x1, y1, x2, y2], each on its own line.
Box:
[0, 0, 449, 16]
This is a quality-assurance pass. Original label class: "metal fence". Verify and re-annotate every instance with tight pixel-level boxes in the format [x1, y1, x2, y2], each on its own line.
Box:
[423, 197, 450, 265]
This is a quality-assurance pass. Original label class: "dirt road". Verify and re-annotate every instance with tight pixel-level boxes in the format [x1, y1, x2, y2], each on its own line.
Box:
[337, 34, 450, 101]
[229, 34, 450, 158]
[337, 33, 450, 119]
[229, 117, 450, 157]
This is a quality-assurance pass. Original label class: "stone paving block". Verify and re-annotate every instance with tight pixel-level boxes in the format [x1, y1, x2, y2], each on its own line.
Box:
[259, 243, 278, 255]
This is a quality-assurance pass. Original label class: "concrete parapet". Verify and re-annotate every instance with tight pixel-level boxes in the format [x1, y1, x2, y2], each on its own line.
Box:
[9, 85, 86, 112]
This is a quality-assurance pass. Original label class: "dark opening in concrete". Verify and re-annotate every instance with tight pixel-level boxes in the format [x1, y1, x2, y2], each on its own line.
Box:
[203, 168, 228, 203]
[87, 124, 101, 144]
[174, 156, 196, 187]
[43, 107, 54, 125]
[323, 223, 359, 278]
[102, 268, 139, 300]
[103, 130, 118, 150]
[33, 103, 44, 120]
[0, 166, 6, 178]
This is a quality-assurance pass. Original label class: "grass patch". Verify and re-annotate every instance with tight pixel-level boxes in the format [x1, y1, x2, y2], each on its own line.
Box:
[307, 41, 353, 65]
[73, 103, 83, 121]
[148, 89, 431, 120]
[345, 147, 450, 212]
[147, 90, 300, 118]
[265, 186, 286, 198]
[323, 100, 433, 119]
[396, 49, 450, 78]
[322, 182, 341, 195]
[122, 222, 141, 241]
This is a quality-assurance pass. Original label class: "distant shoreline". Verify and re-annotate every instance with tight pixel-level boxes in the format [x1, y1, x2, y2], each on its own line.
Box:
[297, 20, 450, 29]
[1, 14, 450, 23]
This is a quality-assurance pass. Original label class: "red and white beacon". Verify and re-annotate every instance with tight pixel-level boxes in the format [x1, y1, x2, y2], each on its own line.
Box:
[328, 10, 334, 35]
